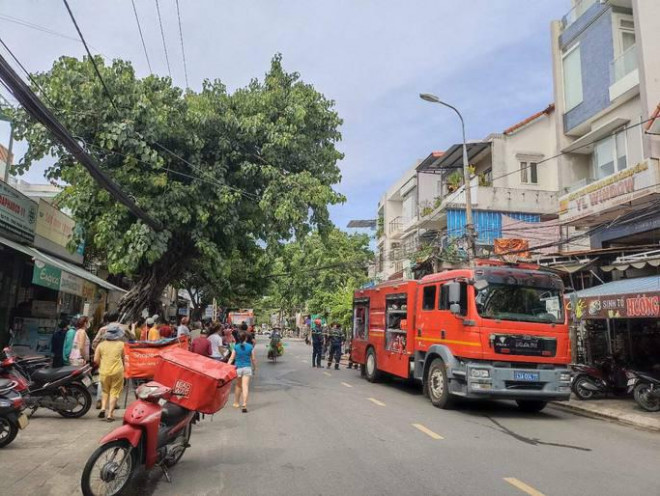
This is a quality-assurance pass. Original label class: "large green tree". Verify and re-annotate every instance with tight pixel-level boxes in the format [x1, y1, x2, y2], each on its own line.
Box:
[9, 55, 344, 318]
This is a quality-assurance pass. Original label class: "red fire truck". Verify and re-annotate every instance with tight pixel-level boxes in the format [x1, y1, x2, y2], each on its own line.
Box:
[351, 261, 571, 412]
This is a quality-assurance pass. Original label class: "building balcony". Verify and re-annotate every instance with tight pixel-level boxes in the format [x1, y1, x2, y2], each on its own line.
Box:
[440, 177, 558, 216]
[609, 44, 639, 101]
[561, 0, 599, 30]
[558, 158, 660, 227]
[388, 216, 404, 238]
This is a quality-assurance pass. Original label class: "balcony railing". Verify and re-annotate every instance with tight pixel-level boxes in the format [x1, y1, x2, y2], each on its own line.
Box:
[561, 0, 598, 29]
[611, 44, 638, 85]
[388, 216, 403, 235]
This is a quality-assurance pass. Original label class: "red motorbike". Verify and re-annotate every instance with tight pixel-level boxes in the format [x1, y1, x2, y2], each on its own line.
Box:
[571, 355, 637, 400]
[80, 381, 195, 496]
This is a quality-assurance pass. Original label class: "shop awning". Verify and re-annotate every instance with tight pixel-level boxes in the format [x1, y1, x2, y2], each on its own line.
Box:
[416, 142, 491, 172]
[0, 234, 126, 293]
[570, 276, 660, 319]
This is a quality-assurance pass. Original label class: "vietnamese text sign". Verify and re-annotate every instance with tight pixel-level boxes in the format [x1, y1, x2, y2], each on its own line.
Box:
[559, 160, 657, 223]
[0, 180, 37, 242]
[59, 270, 84, 296]
[574, 292, 660, 319]
[31, 261, 62, 291]
[36, 199, 75, 248]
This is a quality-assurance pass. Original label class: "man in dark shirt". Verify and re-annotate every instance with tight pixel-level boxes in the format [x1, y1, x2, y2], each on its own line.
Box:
[51, 320, 68, 368]
[191, 328, 212, 357]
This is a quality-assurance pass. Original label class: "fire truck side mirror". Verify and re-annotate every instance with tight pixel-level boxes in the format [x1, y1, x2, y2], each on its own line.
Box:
[448, 282, 461, 307]
[449, 303, 461, 315]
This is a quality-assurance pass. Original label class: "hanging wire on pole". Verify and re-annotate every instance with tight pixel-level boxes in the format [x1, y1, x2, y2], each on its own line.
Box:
[130, 0, 153, 73]
[174, 0, 189, 88]
[61, 0, 120, 115]
[154, 0, 172, 78]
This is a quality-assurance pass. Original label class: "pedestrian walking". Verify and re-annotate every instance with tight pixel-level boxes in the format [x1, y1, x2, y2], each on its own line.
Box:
[62, 316, 78, 366]
[228, 332, 256, 413]
[311, 319, 323, 368]
[69, 316, 90, 366]
[191, 328, 212, 357]
[94, 324, 125, 421]
[134, 317, 148, 341]
[327, 323, 345, 370]
[208, 323, 224, 360]
[147, 317, 160, 341]
[159, 321, 174, 338]
[92, 311, 124, 409]
[177, 316, 191, 339]
[51, 319, 68, 368]
[322, 325, 330, 360]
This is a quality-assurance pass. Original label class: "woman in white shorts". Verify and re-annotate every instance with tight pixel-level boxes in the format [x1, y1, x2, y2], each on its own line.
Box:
[228, 332, 256, 412]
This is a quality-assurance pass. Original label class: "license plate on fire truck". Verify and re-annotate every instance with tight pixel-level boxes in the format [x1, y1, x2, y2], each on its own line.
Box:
[514, 371, 540, 381]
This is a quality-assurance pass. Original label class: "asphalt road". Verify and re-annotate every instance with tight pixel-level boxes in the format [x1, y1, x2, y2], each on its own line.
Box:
[2, 339, 659, 496]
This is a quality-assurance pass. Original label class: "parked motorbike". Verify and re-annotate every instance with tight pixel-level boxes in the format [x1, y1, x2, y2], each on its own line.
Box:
[0, 378, 29, 448]
[1, 348, 93, 418]
[571, 356, 637, 400]
[631, 371, 660, 412]
[81, 381, 196, 496]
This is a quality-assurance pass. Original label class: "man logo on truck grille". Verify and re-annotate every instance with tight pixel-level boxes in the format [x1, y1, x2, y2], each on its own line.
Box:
[173, 380, 192, 398]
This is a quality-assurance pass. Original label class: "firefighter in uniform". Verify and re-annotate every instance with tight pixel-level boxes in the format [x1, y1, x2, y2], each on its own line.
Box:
[327, 323, 345, 370]
[311, 320, 323, 368]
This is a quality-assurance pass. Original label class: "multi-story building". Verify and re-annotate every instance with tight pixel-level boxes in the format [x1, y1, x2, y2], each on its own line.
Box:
[414, 104, 561, 254]
[552, 0, 660, 248]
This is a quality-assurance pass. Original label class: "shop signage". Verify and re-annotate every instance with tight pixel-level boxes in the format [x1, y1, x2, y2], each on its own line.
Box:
[32, 261, 62, 291]
[0, 180, 38, 243]
[559, 159, 659, 223]
[36, 200, 75, 248]
[574, 292, 660, 319]
[59, 271, 84, 296]
[82, 280, 96, 300]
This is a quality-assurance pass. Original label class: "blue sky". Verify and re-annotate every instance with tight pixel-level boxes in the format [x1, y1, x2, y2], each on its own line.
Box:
[0, 0, 568, 230]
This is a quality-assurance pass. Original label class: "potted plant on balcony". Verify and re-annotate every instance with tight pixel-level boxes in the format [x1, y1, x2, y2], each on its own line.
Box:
[446, 171, 463, 192]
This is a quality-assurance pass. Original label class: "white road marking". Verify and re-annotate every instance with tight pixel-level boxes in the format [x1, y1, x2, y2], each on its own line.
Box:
[367, 397, 385, 407]
[412, 423, 443, 440]
[504, 478, 546, 496]
[323, 372, 332, 377]
[341, 382, 353, 388]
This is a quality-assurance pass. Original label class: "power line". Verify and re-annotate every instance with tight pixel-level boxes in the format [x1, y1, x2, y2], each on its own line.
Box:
[174, 0, 189, 88]
[62, 0, 120, 115]
[130, 0, 153, 73]
[154, 0, 172, 78]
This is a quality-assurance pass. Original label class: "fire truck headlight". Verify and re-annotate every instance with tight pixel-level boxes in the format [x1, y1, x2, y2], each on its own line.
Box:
[559, 372, 571, 382]
[470, 368, 490, 378]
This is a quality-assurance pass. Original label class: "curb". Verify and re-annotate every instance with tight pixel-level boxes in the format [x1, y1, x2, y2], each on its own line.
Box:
[550, 401, 660, 432]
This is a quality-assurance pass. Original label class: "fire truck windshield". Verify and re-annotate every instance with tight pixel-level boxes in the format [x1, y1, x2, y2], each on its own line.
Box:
[475, 283, 564, 323]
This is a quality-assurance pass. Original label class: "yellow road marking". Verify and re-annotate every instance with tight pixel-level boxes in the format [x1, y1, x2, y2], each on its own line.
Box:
[367, 397, 385, 407]
[412, 423, 444, 440]
[341, 382, 353, 388]
[323, 372, 332, 377]
[504, 478, 546, 496]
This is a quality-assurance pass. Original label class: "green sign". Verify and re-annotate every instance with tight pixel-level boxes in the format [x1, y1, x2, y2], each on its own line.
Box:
[32, 261, 62, 291]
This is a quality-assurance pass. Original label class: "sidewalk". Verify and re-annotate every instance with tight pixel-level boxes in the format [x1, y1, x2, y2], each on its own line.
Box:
[551, 395, 660, 431]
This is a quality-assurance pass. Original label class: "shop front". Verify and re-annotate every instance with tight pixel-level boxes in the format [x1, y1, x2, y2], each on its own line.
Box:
[569, 276, 660, 371]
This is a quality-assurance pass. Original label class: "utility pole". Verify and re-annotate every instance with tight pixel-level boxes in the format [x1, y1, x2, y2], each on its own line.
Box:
[420, 94, 476, 262]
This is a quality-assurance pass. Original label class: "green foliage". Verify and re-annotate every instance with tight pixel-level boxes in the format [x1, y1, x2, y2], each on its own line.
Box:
[261, 228, 372, 324]
[10, 54, 345, 315]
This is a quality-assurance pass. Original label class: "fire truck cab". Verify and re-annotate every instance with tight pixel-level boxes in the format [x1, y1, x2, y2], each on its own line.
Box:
[351, 262, 572, 412]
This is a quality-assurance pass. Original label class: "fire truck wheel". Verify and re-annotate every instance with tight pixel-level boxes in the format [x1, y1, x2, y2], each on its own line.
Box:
[515, 400, 547, 413]
[365, 348, 382, 383]
[427, 358, 455, 409]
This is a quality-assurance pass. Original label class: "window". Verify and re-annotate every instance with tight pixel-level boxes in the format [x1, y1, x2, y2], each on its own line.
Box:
[594, 130, 627, 179]
[562, 44, 583, 111]
[353, 303, 368, 340]
[520, 162, 538, 184]
[422, 285, 437, 311]
[439, 282, 468, 315]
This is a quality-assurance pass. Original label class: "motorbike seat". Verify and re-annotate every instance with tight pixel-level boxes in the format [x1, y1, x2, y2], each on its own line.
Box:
[31, 366, 80, 383]
[161, 402, 190, 425]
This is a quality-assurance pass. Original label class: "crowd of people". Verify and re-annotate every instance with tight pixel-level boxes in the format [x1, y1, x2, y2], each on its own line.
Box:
[308, 320, 355, 370]
[49, 313, 262, 418]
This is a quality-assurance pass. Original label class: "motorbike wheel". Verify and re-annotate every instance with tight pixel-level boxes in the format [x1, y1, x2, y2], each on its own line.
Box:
[0, 415, 19, 448]
[81, 440, 136, 496]
[56, 383, 93, 418]
[572, 376, 596, 400]
[634, 382, 660, 412]
[165, 423, 192, 467]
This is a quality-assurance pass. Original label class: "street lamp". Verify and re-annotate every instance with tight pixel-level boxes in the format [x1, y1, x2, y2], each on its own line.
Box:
[420, 93, 475, 261]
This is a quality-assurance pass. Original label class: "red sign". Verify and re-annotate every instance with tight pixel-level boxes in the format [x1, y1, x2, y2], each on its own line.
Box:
[575, 292, 660, 319]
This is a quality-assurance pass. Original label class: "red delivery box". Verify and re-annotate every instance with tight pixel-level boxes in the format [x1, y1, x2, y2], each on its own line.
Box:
[154, 348, 237, 414]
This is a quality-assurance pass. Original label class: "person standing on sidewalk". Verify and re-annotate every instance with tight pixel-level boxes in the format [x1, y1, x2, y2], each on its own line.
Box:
[191, 328, 212, 357]
[228, 332, 256, 413]
[177, 316, 191, 339]
[311, 319, 323, 368]
[208, 323, 224, 360]
[147, 317, 160, 341]
[327, 323, 345, 370]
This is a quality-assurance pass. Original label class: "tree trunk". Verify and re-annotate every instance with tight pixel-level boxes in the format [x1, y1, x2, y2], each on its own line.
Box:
[118, 252, 189, 322]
